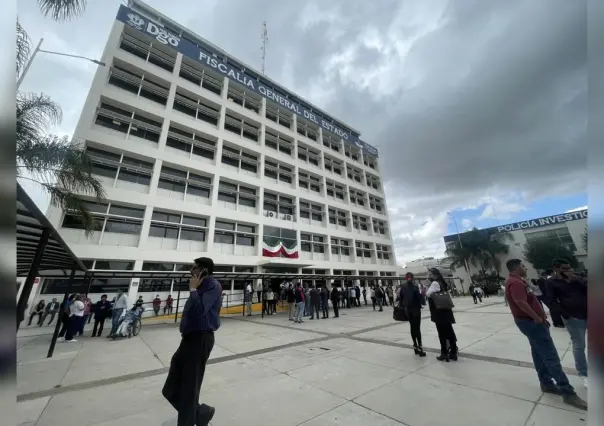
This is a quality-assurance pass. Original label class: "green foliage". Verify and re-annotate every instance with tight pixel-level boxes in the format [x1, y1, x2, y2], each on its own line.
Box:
[37, 0, 87, 21]
[446, 228, 514, 275]
[523, 239, 578, 271]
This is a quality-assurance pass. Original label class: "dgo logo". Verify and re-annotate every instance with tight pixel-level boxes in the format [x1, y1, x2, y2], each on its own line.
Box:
[146, 22, 180, 47]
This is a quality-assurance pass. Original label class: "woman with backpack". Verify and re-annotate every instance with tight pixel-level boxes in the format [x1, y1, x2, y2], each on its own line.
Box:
[427, 268, 458, 362]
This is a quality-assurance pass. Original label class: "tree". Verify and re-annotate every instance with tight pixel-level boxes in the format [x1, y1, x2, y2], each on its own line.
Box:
[523, 239, 578, 271]
[16, 23, 104, 233]
[37, 0, 88, 21]
[581, 225, 587, 252]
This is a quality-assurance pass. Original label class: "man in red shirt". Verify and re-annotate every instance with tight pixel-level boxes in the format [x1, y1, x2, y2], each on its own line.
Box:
[505, 258, 587, 410]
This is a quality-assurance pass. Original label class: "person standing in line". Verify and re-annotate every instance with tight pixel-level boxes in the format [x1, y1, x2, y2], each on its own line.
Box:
[152, 295, 162, 316]
[42, 298, 59, 326]
[245, 281, 253, 316]
[505, 258, 587, 410]
[426, 268, 458, 362]
[109, 290, 128, 338]
[255, 279, 263, 304]
[545, 258, 588, 389]
[538, 270, 564, 328]
[63, 294, 85, 343]
[28, 300, 45, 326]
[330, 285, 340, 318]
[400, 273, 426, 357]
[320, 285, 330, 319]
[355, 284, 361, 307]
[294, 283, 305, 323]
[362, 285, 367, 305]
[309, 285, 321, 320]
[386, 285, 394, 306]
[58, 295, 75, 338]
[162, 257, 222, 426]
[164, 295, 174, 315]
[79, 296, 92, 335]
[370, 285, 377, 310]
[84, 296, 93, 324]
[92, 294, 111, 337]
[287, 283, 296, 321]
[266, 288, 274, 315]
[375, 285, 384, 312]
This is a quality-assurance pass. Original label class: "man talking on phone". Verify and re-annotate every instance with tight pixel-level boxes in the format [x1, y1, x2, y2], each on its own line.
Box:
[162, 257, 222, 426]
[505, 259, 587, 410]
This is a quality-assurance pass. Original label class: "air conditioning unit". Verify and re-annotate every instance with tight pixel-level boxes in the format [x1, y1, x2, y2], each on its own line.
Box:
[285, 214, 292, 221]
[266, 210, 275, 218]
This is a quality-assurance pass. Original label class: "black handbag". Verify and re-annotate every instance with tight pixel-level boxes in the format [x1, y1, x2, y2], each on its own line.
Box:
[432, 291, 455, 310]
[393, 306, 409, 321]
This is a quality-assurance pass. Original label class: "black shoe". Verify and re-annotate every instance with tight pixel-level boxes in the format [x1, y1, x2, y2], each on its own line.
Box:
[449, 347, 458, 361]
[540, 383, 562, 395]
[413, 346, 419, 355]
[417, 347, 426, 357]
[197, 404, 215, 426]
[563, 394, 587, 410]
[436, 354, 449, 362]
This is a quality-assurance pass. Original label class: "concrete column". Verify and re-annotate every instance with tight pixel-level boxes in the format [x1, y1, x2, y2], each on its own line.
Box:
[127, 260, 145, 304]
[137, 205, 154, 248]
[205, 216, 216, 254]
[148, 159, 163, 198]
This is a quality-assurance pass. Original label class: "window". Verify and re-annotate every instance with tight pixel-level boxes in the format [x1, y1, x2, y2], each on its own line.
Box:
[525, 227, 577, 252]
[345, 145, 360, 162]
[369, 195, 384, 214]
[263, 191, 295, 217]
[324, 156, 342, 175]
[263, 226, 297, 258]
[325, 180, 345, 201]
[297, 119, 318, 141]
[264, 158, 294, 184]
[93, 260, 135, 270]
[217, 179, 257, 209]
[299, 201, 323, 221]
[376, 244, 391, 261]
[220, 145, 259, 174]
[173, 89, 221, 126]
[366, 173, 381, 191]
[352, 214, 369, 231]
[297, 144, 320, 167]
[41, 277, 131, 295]
[300, 233, 326, 254]
[61, 200, 144, 236]
[149, 209, 208, 242]
[108, 61, 170, 105]
[95, 101, 162, 143]
[227, 84, 261, 113]
[372, 218, 388, 236]
[322, 134, 341, 153]
[355, 241, 373, 258]
[298, 170, 321, 193]
[265, 103, 292, 129]
[139, 262, 191, 292]
[224, 111, 260, 142]
[85, 146, 154, 186]
[166, 125, 216, 160]
[328, 208, 348, 227]
[214, 220, 257, 246]
[264, 128, 293, 156]
[349, 189, 366, 207]
[331, 238, 351, 256]
[347, 165, 363, 185]
[119, 29, 176, 72]
[364, 155, 377, 170]
[179, 58, 223, 95]
[157, 165, 212, 200]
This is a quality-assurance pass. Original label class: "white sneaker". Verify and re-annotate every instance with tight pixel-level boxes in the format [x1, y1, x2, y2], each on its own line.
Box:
[58, 337, 65, 342]
[583, 377, 588, 389]
[66, 339, 78, 343]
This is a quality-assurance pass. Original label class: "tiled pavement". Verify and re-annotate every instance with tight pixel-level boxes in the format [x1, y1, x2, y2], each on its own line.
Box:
[17, 297, 590, 425]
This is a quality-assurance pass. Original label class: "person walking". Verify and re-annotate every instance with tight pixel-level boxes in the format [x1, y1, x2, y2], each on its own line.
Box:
[505, 258, 587, 410]
[330, 285, 340, 318]
[545, 258, 589, 389]
[320, 285, 330, 318]
[28, 300, 45, 326]
[162, 257, 222, 426]
[426, 268, 458, 362]
[287, 283, 296, 321]
[109, 290, 128, 338]
[294, 283, 305, 323]
[245, 281, 253, 316]
[64, 294, 85, 343]
[152, 295, 162, 316]
[42, 298, 59, 326]
[309, 285, 321, 320]
[469, 284, 478, 304]
[92, 294, 111, 337]
[400, 273, 426, 357]
[362, 285, 367, 305]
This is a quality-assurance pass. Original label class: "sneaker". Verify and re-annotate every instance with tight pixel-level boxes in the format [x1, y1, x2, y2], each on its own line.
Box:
[563, 394, 587, 410]
[58, 337, 65, 342]
[540, 384, 562, 395]
[583, 377, 588, 389]
[66, 339, 78, 343]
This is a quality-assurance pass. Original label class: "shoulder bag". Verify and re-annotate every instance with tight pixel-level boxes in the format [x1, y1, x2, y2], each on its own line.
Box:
[431, 291, 455, 310]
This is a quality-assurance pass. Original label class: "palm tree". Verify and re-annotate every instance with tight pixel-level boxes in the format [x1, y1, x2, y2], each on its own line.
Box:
[16, 22, 105, 233]
[37, 0, 88, 21]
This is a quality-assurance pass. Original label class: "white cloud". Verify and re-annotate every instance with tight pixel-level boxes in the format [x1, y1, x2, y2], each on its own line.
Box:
[566, 205, 588, 212]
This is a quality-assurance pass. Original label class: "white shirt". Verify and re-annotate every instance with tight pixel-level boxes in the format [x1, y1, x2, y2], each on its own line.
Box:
[70, 300, 85, 317]
[370, 289, 376, 298]
[426, 281, 441, 298]
[245, 284, 252, 294]
[266, 291, 274, 301]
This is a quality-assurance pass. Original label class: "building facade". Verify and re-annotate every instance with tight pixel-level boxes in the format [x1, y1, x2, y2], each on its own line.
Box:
[443, 209, 588, 285]
[40, 0, 398, 305]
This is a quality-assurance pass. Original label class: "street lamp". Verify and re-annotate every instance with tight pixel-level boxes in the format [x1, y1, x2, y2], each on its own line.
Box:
[17, 38, 106, 90]
[447, 211, 472, 281]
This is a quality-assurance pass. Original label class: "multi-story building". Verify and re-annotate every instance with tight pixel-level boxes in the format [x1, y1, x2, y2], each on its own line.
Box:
[40, 0, 398, 303]
[443, 209, 588, 284]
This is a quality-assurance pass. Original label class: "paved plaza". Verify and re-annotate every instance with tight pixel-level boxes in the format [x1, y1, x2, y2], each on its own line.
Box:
[17, 297, 588, 426]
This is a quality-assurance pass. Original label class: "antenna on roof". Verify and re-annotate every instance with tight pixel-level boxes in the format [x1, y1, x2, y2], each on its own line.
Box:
[261, 21, 268, 75]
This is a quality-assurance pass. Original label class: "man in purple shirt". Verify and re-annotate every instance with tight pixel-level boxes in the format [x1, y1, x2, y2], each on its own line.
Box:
[162, 257, 222, 426]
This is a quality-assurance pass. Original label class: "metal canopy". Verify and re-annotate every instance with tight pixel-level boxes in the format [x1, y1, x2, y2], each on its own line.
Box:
[16, 184, 88, 277]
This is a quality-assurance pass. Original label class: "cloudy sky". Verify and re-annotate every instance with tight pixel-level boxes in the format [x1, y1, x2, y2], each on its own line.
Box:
[18, 0, 587, 265]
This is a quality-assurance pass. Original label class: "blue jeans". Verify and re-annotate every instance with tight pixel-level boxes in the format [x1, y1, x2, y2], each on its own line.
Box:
[515, 318, 575, 395]
[110, 308, 124, 336]
[563, 317, 588, 377]
[295, 302, 305, 322]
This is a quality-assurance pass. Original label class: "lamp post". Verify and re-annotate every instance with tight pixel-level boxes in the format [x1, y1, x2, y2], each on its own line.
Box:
[17, 38, 106, 90]
[447, 212, 471, 280]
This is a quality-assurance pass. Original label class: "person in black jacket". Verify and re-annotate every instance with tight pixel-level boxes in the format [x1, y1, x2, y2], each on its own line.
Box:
[539, 270, 564, 327]
[330, 285, 340, 318]
[309, 285, 321, 320]
[427, 268, 458, 362]
[320, 285, 330, 318]
[400, 273, 426, 357]
[92, 294, 111, 337]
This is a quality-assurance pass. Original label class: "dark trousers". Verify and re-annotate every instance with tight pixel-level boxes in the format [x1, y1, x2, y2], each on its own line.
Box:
[154, 307, 160, 316]
[408, 310, 423, 348]
[371, 297, 377, 310]
[28, 312, 43, 326]
[332, 301, 339, 317]
[257, 291, 262, 303]
[321, 300, 329, 318]
[58, 313, 70, 337]
[435, 323, 457, 355]
[92, 317, 106, 336]
[162, 332, 215, 426]
[515, 318, 575, 395]
[471, 293, 477, 303]
[543, 301, 564, 326]
[65, 316, 84, 341]
[42, 311, 57, 326]
[79, 315, 88, 335]
[363, 294, 367, 305]
[310, 302, 320, 319]
[164, 305, 173, 315]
